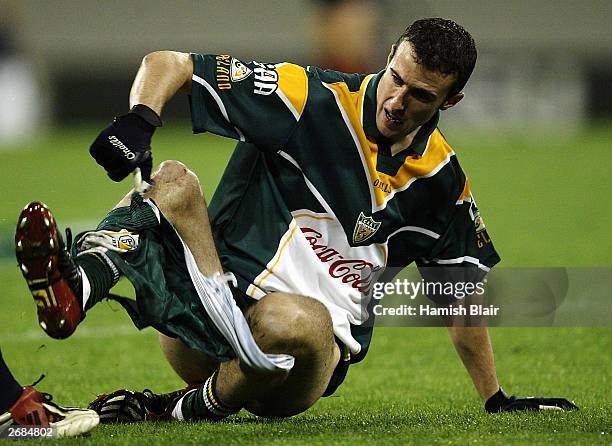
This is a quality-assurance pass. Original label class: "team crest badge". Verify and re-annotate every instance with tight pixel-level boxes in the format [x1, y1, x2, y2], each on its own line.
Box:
[116, 232, 139, 251]
[230, 58, 252, 82]
[353, 212, 381, 244]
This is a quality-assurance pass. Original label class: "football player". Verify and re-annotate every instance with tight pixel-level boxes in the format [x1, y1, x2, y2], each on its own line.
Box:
[16, 18, 577, 421]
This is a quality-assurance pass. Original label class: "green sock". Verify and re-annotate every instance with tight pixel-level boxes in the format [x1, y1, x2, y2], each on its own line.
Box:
[172, 370, 240, 421]
[76, 251, 120, 311]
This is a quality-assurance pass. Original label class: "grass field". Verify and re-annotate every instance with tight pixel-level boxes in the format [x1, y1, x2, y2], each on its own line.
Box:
[0, 125, 610, 444]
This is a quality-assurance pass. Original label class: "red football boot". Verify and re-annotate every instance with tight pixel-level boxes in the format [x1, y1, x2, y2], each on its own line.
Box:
[15, 202, 83, 339]
[0, 386, 99, 437]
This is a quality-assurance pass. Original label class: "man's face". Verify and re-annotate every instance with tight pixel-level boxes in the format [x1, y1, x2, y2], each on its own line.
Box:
[376, 41, 463, 142]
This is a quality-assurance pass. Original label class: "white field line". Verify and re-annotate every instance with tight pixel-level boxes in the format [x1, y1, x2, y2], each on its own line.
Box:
[0, 324, 139, 343]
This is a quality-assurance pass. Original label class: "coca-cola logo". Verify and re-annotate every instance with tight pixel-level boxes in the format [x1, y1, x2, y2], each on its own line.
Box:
[301, 227, 382, 294]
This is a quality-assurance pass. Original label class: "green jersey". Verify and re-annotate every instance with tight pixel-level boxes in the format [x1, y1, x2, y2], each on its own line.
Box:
[190, 53, 500, 360]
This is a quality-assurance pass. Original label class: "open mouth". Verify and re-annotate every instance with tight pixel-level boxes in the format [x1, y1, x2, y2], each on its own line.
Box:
[384, 109, 402, 129]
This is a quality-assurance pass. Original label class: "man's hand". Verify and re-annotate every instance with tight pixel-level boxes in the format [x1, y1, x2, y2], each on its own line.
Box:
[485, 388, 579, 413]
[89, 105, 162, 183]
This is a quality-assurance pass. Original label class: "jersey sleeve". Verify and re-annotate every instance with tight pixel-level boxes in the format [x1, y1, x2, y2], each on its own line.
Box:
[189, 53, 309, 151]
[416, 178, 501, 302]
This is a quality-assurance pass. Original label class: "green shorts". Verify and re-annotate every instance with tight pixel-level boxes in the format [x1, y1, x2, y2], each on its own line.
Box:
[79, 194, 236, 362]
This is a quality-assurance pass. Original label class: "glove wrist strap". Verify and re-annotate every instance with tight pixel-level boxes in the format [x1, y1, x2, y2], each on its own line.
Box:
[129, 104, 163, 128]
[484, 387, 509, 413]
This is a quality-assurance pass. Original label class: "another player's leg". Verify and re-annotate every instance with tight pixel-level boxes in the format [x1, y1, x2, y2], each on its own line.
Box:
[0, 348, 99, 437]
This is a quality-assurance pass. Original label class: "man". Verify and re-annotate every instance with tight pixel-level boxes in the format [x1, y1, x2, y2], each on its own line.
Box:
[15, 18, 577, 421]
[0, 347, 99, 437]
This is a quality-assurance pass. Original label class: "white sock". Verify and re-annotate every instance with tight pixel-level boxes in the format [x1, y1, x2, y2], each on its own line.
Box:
[78, 266, 91, 311]
[170, 389, 197, 421]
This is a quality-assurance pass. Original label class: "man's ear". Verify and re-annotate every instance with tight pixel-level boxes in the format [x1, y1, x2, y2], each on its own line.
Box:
[440, 92, 464, 110]
[386, 44, 397, 66]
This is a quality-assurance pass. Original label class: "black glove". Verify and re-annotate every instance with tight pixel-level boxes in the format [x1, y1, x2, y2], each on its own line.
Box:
[89, 104, 162, 183]
[485, 388, 579, 413]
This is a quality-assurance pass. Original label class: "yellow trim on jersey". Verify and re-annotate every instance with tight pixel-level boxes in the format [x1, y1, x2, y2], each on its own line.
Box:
[457, 176, 471, 202]
[293, 213, 334, 221]
[325, 80, 454, 208]
[276, 64, 309, 119]
[378, 244, 388, 266]
[357, 74, 375, 125]
[388, 129, 455, 187]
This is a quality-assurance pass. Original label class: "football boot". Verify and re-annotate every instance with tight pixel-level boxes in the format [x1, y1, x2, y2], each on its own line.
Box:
[88, 387, 191, 423]
[0, 386, 99, 438]
[15, 202, 83, 339]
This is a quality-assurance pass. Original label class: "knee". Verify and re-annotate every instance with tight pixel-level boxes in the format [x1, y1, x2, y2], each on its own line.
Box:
[148, 160, 203, 214]
[153, 160, 198, 187]
[247, 294, 334, 356]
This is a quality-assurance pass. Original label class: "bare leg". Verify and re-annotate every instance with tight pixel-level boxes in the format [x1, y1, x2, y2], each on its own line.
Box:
[160, 292, 340, 416]
[158, 333, 218, 386]
[218, 292, 340, 417]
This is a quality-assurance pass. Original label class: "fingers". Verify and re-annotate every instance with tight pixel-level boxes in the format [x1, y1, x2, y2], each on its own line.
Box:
[139, 152, 153, 184]
[545, 398, 579, 410]
[133, 152, 154, 193]
[133, 168, 154, 194]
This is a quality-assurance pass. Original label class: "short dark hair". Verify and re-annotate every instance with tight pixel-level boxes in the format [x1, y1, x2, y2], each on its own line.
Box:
[393, 18, 477, 97]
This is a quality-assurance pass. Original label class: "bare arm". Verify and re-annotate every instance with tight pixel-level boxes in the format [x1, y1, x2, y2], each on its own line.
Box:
[447, 325, 499, 400]
[129, 51, 193, 116]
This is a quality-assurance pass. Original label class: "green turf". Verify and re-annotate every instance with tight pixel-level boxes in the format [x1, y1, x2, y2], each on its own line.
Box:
[0, 125, 610, 444]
